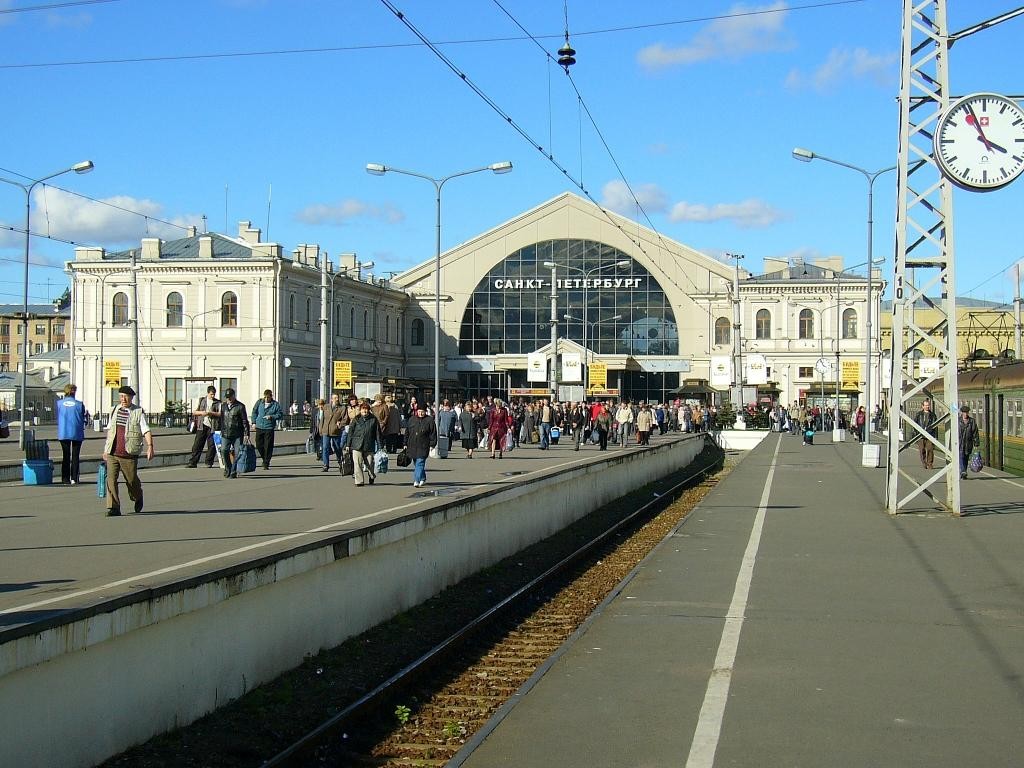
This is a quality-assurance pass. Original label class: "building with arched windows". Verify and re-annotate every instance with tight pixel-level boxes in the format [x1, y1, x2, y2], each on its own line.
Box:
[68, 222, 407, 418]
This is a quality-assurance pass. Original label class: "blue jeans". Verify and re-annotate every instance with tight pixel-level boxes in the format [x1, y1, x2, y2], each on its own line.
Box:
[322, 434, 343, 469]
[413, 457, 427, 484]
[221, 435, 243, 477]
[540, 423, 551, 448]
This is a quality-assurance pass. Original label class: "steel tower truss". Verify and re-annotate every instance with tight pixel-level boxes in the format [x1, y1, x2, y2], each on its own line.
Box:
[887, 0, 960, 514]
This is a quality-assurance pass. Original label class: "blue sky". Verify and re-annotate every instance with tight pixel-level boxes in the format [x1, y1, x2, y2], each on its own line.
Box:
[1, 0, 1022, 308]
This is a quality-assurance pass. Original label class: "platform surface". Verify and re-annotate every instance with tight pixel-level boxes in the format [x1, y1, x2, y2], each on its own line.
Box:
[457, 433, 1024, 768]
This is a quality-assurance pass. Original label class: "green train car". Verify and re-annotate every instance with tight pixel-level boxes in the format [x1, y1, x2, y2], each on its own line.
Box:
[939, 362, 1024, 477]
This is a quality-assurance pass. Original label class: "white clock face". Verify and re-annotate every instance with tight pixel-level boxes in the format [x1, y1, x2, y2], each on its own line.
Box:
[934, 93, 1024, 192]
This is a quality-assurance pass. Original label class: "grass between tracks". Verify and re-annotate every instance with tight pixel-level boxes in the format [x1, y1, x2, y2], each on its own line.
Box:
[101, 443, 731, 768]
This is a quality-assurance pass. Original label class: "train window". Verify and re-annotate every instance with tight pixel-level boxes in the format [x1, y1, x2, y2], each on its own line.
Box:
[1016, 400, 1023, 437]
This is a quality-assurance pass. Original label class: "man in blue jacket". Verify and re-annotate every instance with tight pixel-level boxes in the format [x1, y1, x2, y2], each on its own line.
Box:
[57, 383, 87, 484]
[251, 389, 284, 470]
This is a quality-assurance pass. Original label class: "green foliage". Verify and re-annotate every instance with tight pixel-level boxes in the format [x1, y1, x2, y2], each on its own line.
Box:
[716, 402, 736, 426]
[394, 704, 411, 725]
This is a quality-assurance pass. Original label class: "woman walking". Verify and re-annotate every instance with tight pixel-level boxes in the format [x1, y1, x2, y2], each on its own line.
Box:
[406, 403, 438, 487]
[459, 402, 478, 458]
[487, 399, 512, 459]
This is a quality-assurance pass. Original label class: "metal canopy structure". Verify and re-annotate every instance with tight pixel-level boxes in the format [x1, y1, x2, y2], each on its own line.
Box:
[886, 1, 1024, 515]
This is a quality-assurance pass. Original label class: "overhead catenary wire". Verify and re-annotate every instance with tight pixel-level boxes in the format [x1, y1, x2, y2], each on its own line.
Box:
[0, 0, 866, 70]
[0, 0, 120, 15]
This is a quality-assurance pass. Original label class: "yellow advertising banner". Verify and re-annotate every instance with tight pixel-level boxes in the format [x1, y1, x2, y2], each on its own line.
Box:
[588, 362, 607, 391]
[841, 360, 862, 390]
[333, 360, 353, 390]
[103, 360, 122, 388]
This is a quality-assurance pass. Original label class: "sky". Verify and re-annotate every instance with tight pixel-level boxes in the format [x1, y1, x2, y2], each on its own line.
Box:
[1, 0, 1023, 309]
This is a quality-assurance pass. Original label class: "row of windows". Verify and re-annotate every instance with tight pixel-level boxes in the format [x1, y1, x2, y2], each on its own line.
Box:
[0, 342, 47, 355]
[0, 324, 64, 336]
[713, 308, 859, 345]
[963, 398, 1024, 439]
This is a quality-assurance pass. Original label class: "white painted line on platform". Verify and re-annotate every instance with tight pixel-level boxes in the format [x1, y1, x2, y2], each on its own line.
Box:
[979, 470, 1024, 490]
[685, 434, 781, 768]
[0, 456, 585, 617]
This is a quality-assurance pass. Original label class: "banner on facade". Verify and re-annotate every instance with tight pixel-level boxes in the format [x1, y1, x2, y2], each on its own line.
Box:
[510, 388, 552, 396]
[333, 360, 352, 390]
[881, 356, 892, 389]
[919, 357, 941, 377]
[841, 360, 862, 390]
[588, 362, 607, 391]
[103, 361, 122, 389]
[527, 352, 547, 383]
[710, 355, 731, 389]
[561, 352, 582, 383]
[745, 354, 767, 385]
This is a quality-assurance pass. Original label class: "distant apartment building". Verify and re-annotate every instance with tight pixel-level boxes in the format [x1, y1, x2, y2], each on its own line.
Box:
[0, 303, 69, 373]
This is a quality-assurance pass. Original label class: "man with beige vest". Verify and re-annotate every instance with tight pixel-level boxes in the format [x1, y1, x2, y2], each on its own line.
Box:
[102, 385, 155, 516]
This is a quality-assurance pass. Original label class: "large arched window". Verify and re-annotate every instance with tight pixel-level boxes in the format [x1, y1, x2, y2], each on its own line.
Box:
[755, 308, 771, 339]
[714, 317, 731, 346]
[363, 310, 369, 340]
[799, 309, 814, 339]
[166, 292, 183, 327]
[458, 240, 677, 356]
[221, 291, 238, 327]
[385, 314, 391, 344]
[842, 308, 858, 339]
[411, 318, 425, 346]
[112, 292, 129, 327]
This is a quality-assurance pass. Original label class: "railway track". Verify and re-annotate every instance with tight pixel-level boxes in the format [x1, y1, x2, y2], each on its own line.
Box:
[261, 447, 727, 768]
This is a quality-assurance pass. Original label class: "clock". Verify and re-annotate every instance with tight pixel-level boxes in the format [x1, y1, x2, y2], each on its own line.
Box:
[815, 358, 830, 374]
[933, 92, 1024, 192]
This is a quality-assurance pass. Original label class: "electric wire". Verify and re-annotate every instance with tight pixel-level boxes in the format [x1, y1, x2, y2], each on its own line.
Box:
[0, 0, 119, 14]
[0, 0, 866, 70]
[962, 257, 1024, 299]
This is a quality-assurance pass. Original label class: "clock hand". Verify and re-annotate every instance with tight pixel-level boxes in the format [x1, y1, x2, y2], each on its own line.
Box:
[976, 135, 1007, 153]
[965, 105, 994, 151]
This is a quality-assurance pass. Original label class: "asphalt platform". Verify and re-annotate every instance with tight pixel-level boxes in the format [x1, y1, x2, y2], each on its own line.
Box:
[455, 432, 1024, 768]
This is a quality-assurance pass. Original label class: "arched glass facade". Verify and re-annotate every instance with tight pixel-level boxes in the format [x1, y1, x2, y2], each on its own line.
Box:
[458, 239, 678, 356]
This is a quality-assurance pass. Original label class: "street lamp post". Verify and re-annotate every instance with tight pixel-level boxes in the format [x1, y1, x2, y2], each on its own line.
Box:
[0, 160, 94, 447]
[367, 161, 512, 435]
[544, 260, 629, 398]
[324, 260, 374, 395]
[184, 306, 227, 378]
[792, 148, 895, 455]
[726, 253, 745, 417]
[563, 313, 622, 397]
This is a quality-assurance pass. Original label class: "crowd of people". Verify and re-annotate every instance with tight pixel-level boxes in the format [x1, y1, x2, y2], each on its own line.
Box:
[766, 402, 882, 444]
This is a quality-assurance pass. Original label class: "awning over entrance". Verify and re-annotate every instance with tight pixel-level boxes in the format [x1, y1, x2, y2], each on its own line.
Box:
[671, 378, 713, 397]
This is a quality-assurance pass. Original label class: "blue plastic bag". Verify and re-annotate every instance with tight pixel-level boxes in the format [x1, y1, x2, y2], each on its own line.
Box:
[97, 462, 107, 498]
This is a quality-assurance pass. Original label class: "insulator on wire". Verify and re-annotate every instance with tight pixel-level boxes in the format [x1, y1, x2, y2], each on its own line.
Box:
[557, 34, 576, 74]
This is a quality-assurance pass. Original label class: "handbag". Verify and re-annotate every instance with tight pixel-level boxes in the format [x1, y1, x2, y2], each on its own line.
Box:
[187, 416, 198, 434]
[968, 449, 983, 473]
[396, 448, 411, 468]
[374, 448, 389, 474]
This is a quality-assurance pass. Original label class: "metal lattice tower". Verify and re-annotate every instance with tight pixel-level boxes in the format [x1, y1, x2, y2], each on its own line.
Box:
[886, 0, 960, 515]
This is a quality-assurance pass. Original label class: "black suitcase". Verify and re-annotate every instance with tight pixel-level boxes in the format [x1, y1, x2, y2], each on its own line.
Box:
[341, 448, 354, 476]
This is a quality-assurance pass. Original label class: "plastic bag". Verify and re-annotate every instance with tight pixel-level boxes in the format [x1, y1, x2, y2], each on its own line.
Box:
[97, 462, 107, 498]
[968, 449, 983, 473]
[374, 448, 389, 474]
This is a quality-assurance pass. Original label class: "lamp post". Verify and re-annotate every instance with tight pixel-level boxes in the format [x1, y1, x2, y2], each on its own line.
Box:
[367, 160, 512, 434]
[725, 252, 745, 416]
[792, 148, 895, 453]
[184, 306, 227, 378]
[544, 260, 629, 398]
[563, 313, 622, 397]
[0, 160, 94, 447]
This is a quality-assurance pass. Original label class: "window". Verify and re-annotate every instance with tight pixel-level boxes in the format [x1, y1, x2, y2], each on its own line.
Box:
[411, 318, 425, 346]
[306, 298, 312, 330]
[166, 292, 183, 327]
[363, 310, 368, 340]
[33, 343, 43, 354]
[0, 324, 8, 336]
[755, 309, 771, 339]
[289, 294, 296, 328]
[334, 304, 341, 336]
[714, 316, 731, 346]
[35, 324, 45, 335]
[164, 377, 184, 409]
[112, 292, 129, 326]
[350, 308, 355, 337]
[221, 291, 238, 327]
[386, 314, 391, 344]
[0, 343, 8, 354]
[799, 309, 814, 339]
[842, 308, 858, 339]
[16, 343, 22, 354]
[17, 325, 23, 335]
[219, 377, 238, 397]
[798, 366, 814, 378]
[53, 323, 65, 336]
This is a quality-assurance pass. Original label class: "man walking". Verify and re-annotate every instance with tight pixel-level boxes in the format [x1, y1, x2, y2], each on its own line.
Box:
[348, 400, 380, 487]
[219, 388, 250, 479]
[914, 399, 938, 469]
[102, 385, 155, 516]
[57, 383, 87, 485]
[320, 393, 348, 473]
[251, 389, 283, 470]
[187, 384, 220, 468]
[615, 401, 634, 448]
[538, 399, 553, 449]
[958, 404, 980, 479]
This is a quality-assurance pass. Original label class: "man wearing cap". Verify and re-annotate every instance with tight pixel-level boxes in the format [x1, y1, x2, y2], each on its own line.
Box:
[220, 388, 251, 478]
[102, 385, 155, 515]
[187, 384, 220, 469]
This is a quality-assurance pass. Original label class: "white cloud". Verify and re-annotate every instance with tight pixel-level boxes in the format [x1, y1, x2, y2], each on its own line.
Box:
[638, 1, 791, 71]
[600, 180, 670, 216]
[669, 198, 786, 228]
[45, 11, 92, 28]
[294, 199, 405, 226]
[29, 187, 201, 245]
[786, 47, 898, 91]
[648, 142, 671, 156]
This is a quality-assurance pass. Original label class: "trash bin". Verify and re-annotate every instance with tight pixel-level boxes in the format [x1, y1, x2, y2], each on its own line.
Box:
[550, 426, 561, 445]
[23, 459, 53, 485]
